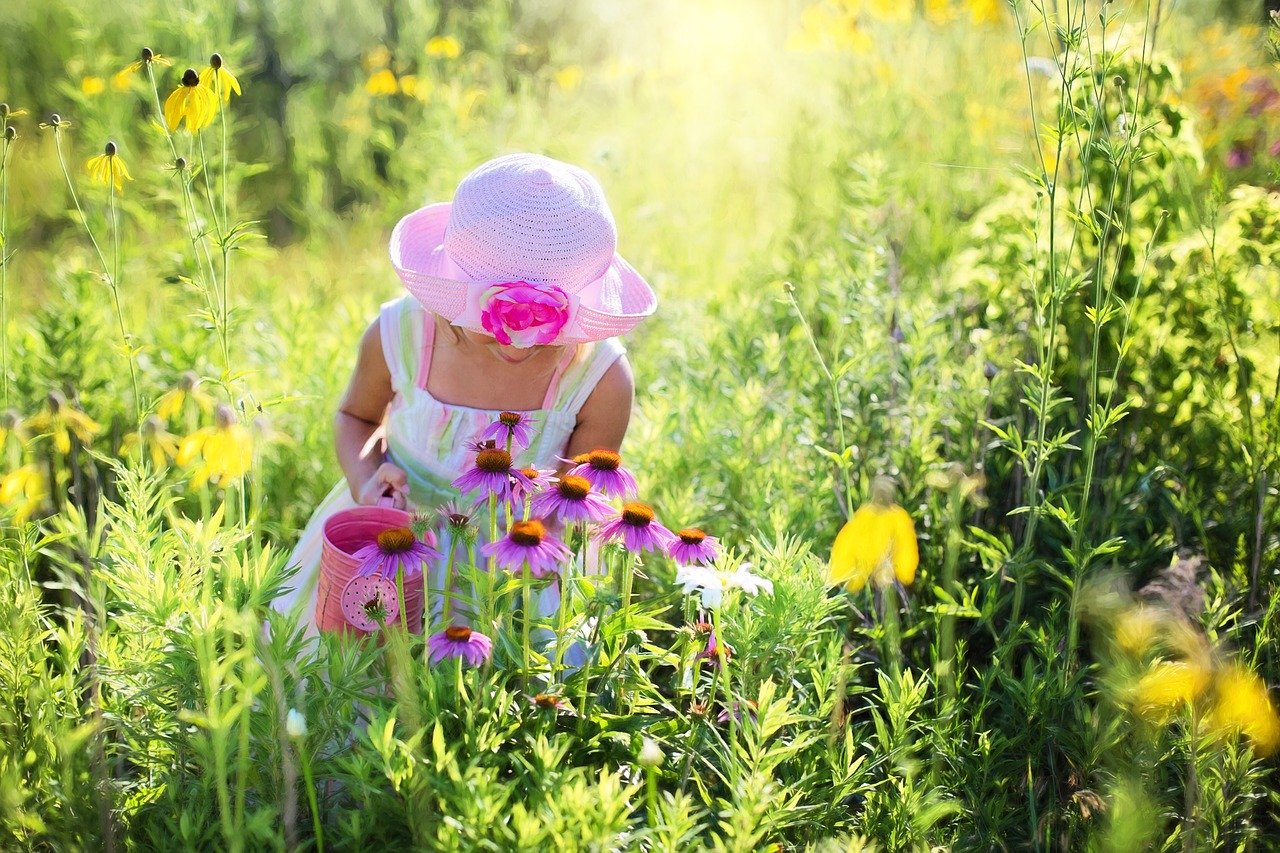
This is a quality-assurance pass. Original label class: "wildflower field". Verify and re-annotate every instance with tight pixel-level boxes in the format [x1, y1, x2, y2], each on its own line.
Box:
[3, 0, 1280, 849]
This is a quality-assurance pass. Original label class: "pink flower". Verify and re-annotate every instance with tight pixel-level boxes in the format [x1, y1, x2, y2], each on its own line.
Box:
[481, 518, 572, 578]
[565, 449, 638, 499]
[351, 526, 441, 580]
[594, 502, 677, 554]
[452, 446, 534, 503]
[427, 625, 493, 667]
[477, 411, 535, 450]
[529, 474, 614, 524]
[667, 528, 721, 566]
[479, 281, 571, 348]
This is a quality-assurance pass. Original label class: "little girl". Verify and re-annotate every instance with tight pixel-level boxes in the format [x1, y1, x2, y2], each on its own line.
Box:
[271, 152, 657, 638]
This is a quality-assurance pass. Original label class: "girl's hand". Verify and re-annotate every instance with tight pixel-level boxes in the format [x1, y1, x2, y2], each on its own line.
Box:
[356, 462, 409, 509]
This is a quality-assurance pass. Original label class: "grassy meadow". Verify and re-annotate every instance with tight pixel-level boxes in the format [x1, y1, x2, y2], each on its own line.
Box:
[2, 0, 1280, 849]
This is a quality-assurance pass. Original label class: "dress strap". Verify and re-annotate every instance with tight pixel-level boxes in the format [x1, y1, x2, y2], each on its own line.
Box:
[415, 312, 438, 391]
[540, 346, 579, 409]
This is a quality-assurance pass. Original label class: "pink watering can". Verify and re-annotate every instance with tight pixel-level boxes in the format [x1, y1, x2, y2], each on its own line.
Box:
[316, 495, 428, 636]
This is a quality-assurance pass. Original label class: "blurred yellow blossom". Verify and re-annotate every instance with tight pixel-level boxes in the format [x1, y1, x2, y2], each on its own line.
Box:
[177, 404, 253, 488]
[1204, 665, 1280, 756]
[967, 0, 1003, 25]
[365, 69, 398, 96]
[199, 54, 241, 104]
[26, 392, 101, 455]
[553, 65, 584, 92]
[156, 371, 215, 421]
[121, 415, 181, 470]
[828, 476, 919, 593]
[0, 464, 47, 524]
[454, 87, 486, 129]
[1113, 605, 1162, 657]
[399, 74, 432, 101]
[924, 0, 959, 24]
[81, 76, 106, 96]
[1133, 660, 1211, 721]
[110, 68, 134, 92]
[426, 35, 463, 59]
[163, 68, 218, 132]
[117, 47, 173, 86]
[787, 3, 873, 54]
[364, 45, 392, 71]
[867, 0, 911, 23]
[85, 141, 132, 192]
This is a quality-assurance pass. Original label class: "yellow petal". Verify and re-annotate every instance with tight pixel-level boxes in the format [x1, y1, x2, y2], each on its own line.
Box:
[828, 505, 893, 592]
[889, 505, 919, 585]
[365, 69, 398, 96]
[81, 76, 106, 96]
[163, 87, 185, 131]
[156, 388, 184, 420]
[1133, 661, 1210, 721]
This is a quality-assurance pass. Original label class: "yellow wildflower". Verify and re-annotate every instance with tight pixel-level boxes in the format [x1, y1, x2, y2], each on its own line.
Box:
[365, 69, 398, 96]
[116, 47, 173, 85]
[155, 371, 215, 421]
[553, 65, 584, 92]
[425, 35, 463, 59]
[85, 141, 133, 192]
[0, 464, 48, 524]
[967, 0, 1003, 25]
[177, 404, 253, 488]
[163, 68, 218, 133]
[399, 74, 428, 100]
[81, 76, 106, 96]
[867, 0, 911, 23]
[1113, 605, 1162, 657]
[1204, 665, 1280, 756]
[0, 104, 29, 120]
[110, 68, 134, 92]
[121, 415, 181, 470]
[199, 54, 242, 104]
[454, 87, 486, 129]
[0, 410, 26, 448]
[26, 392, 101, 455]
[1132, 660, 1211, 721]
[924, 0, 959, 24]
[828, 476, 919, 593]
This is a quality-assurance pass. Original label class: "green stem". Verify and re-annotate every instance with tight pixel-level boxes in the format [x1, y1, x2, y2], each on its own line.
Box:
[522, 562, 533, 691]
[1, 133, 12, 406]
[396, 560, 407, 634]
[297, 744, 324, 853]
[711, 607, 736, 760]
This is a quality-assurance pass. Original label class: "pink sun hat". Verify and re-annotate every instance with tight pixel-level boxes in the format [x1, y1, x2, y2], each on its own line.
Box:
[389, 152, 657, 346]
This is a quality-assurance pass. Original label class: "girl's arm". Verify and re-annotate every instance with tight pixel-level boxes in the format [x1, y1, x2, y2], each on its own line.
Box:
[561, 355, 635, 463]
[335, 318, 409, 506]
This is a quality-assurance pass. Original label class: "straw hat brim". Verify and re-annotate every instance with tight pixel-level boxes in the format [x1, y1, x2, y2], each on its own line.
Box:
[389, 202, 657, 345]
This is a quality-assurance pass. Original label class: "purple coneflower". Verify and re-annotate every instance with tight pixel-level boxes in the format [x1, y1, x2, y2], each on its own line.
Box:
[436, 501, 478, 546]
[667, 527, 722, 566]
[697, 629, 735, 669]
[452, 446, 534, 502]
[352, 527, 441, 579]
[477, 411, 535, 451]
[529, 474, 614, 524]
[481, 519, 571, 578]
[566, 449, 638, 499]
[595, 502, 677, 554]
[717, 700, 758, 725]
[506, 466, 554, 515]
[427, 625, 493, 667]
[528, 692, 577, 716]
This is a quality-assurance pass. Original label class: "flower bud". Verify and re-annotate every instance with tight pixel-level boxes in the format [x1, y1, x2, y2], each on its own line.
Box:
[104, 141, 117, 156]
[637, 737, 663, 768]
[175, 157, 187, 169]
[0, 104, 8, 119]
[210, 53, 224, 70]
[983, 361, 998, 381]
[50, 114, 62, 127]
[214, 403, 237, 429]
[285, 708, 307, 739]
[141, 47, 154, 62]
[3, 126, 14, 142]
[182, 68, 200, 87]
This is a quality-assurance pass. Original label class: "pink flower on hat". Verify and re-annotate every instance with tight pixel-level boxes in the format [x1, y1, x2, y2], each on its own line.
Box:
[479, 281, 571, 347]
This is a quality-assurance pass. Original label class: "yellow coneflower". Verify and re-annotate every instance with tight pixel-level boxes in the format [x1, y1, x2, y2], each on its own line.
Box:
[116, 47, 174, 85]
[365, 69, 398, 96]
[827, 476, 919, 593]
[553, 65, 584, 92]
[0, 410, 26, 449]
[163, 68, 218, 133]
[0, 464, 48, 524]
[85, 141, 133, 192]
[177, 403, 253, 488]
[0, 104, 29, 120]
[156, 371, 215, 421]
[399, 74, 432, 101]
[120, 415, 181, 470]
[199, 53, 242, 104]
[425, 35, 463, 59]
[81, 76, 106, 96]
[25, 391, 101, 455]
[1204, 665, 1280, 756]
[1132, 660, 1211, 722]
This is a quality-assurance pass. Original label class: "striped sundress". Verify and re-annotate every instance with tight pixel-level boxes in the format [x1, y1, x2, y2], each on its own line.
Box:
[271, 293, 626, 639]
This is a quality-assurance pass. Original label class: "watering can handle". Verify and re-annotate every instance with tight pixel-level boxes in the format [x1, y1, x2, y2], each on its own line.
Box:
[376, 488, 405, 509]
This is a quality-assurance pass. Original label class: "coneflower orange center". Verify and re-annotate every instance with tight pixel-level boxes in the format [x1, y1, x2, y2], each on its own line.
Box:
[499, 411, 521, 426]
[678, 528, 706, 545]
[519, 468, 541, 480]
[533, 693, 560, 708]
[587, 449, 621, 471]
[557, 475, 591, 500]
[376, 527, 417, 553]
[475, 448, 512, 472]
[572, 452, 591, 465]
[621, 503, 654, 527]
[510, 519, 545, 546]
[447, 513, 470, 528]
[444, 625, 472, 642]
